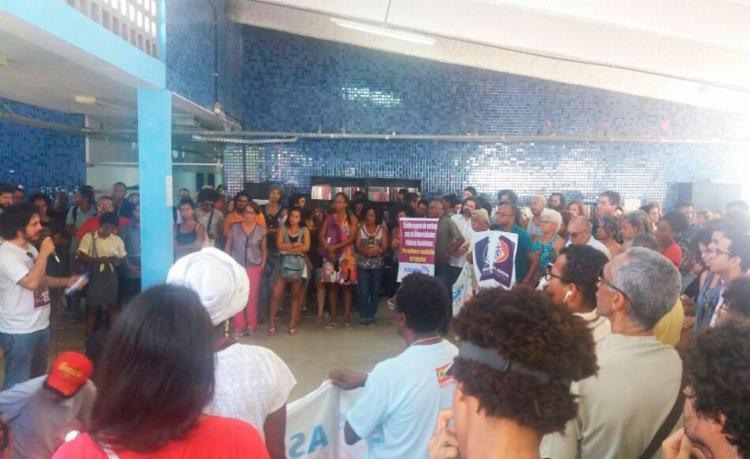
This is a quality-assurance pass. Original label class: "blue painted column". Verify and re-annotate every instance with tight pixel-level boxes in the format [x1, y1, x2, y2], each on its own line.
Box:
[138, 89, 173, 288]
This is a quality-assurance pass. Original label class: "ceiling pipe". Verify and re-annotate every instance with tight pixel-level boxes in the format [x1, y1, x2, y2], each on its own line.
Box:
[3, 111, 748, 144]
[0, 112, 92, 135]
[176, 130, 750, 145]
[89, 161, 223, 167]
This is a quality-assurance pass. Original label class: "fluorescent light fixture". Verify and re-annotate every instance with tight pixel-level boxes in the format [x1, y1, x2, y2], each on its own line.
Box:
[74, 95, 97, 105]
[330, 18, 435, 46]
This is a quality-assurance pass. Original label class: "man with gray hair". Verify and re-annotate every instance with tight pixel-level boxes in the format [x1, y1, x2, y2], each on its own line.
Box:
[544, 247, 683, 459]
[566, 215, 611, 259]
[526, 194, 546, 241]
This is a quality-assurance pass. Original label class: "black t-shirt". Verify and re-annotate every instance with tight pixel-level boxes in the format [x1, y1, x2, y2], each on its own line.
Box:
[262, 204, 282, 252]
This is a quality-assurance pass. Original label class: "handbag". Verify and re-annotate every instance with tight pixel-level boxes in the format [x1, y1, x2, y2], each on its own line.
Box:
[281, 227, 306, 279]
[319, 214, 342, 262]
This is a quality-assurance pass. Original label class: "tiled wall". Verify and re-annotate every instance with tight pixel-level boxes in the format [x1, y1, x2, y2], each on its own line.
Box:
[0, 100, 85, 192]
[223, 140, 746, 205]
[166, 0, 244, 117]
[234, 26, 748, 205]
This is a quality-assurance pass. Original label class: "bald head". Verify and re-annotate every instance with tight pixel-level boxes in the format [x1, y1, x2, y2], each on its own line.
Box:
[568, 216, 592, 245]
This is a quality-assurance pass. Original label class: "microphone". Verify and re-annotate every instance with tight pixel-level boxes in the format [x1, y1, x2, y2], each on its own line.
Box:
[38, 229, 61, 264]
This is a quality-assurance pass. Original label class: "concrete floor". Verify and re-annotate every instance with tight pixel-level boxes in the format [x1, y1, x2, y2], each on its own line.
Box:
[239, 309, 405, 400]
[7, 303, 406, 402]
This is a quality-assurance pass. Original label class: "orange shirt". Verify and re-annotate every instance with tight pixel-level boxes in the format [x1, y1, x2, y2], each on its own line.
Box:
[52, 415, 269, 459]
[224, 211, 266, 237]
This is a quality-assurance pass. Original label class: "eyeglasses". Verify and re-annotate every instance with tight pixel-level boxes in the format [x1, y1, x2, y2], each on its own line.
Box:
[544, 264, 565, 282]
[597, 268, 630, 301]
[569, 232, 581, 239]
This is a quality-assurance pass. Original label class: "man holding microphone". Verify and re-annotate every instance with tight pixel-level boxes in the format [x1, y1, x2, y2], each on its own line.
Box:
[0, 204, 85, 389]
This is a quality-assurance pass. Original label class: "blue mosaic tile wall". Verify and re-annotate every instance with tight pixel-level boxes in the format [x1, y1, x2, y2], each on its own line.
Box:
[166, 0, 244, 117]
[242, 27, 746, 138]
[223, 140, 746, 206]
[0, 100, 85, 192]
[230, 27, 748, 205]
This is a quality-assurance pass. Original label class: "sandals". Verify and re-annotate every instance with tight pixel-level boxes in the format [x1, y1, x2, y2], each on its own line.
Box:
[267, 327, 277, 336]
[288, 327, 297, 336]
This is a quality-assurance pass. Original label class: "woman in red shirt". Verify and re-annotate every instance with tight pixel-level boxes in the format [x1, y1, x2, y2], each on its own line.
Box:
[656, 211, 689, 268]
[53, 285, 269, 459]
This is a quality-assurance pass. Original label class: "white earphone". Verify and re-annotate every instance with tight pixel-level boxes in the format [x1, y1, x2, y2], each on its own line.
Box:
[563, 290, 572, 302]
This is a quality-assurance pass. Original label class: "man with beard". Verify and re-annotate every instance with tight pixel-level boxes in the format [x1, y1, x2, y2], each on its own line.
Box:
[0, 183, 14, 217]
[0, 204, 84, 389]
[223, 191, 266, 238]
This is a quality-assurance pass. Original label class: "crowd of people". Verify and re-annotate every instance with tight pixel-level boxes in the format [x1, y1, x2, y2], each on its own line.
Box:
[0, 178, 749, 458]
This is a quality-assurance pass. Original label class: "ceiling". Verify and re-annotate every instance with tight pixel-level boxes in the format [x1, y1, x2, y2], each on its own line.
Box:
[0, 28, 138, 117]
[230, 0, 750, 115]
[0, 16, 229, 130]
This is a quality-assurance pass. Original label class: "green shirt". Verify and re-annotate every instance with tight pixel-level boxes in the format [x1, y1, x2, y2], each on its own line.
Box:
[435, 214, 461, 263]
[490, 223, 536, 281]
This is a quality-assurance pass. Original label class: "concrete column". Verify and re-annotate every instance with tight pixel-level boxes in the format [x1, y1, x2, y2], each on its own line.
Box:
[137, 88, 173, 288]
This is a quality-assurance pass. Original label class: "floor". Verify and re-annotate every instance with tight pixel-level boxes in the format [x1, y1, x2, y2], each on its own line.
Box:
[239, 309, 405, 400]
[8, 302, 406, 402]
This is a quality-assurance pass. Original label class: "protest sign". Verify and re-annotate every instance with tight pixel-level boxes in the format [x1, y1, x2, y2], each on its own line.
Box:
[397, 218, 438, 281]
[471, 230, 518, 289]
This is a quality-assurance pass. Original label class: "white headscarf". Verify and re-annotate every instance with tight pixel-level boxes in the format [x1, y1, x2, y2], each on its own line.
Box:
[166, 248, 249, 326]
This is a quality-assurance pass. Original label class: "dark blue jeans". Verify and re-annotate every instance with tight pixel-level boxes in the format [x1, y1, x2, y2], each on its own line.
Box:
[357, 267, 384, 320]
[0, 328, 50, 390]
[68, 291, 83, 321]
[435, 264, 462, 297]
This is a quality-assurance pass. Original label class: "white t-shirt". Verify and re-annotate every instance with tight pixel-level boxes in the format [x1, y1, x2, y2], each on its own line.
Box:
[347, 339, 458, 459]
[205, 344, 296, 440]
[449, 214, 473, 268]
[0, 242, 50, 334]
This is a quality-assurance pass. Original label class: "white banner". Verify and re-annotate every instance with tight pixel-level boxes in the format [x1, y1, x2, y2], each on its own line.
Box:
[286, 381, 368, 459]
[452, 263, 474, 317]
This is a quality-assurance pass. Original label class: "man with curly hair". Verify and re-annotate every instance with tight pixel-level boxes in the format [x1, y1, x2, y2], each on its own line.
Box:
[661, 320, 750, 459]
[545, 247, 683, 459]
[330, 273, 458, 459]
[428, 286, 598, 459]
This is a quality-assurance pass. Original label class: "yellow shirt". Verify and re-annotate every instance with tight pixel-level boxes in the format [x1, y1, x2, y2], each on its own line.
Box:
[653, 299, 685, 347]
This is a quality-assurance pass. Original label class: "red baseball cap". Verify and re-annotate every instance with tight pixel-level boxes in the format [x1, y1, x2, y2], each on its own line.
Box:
[45, 352, 93, 398]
